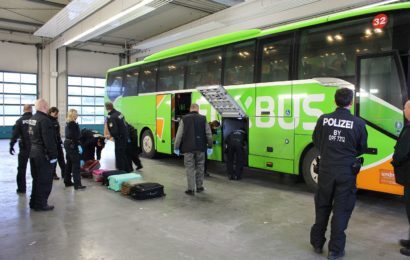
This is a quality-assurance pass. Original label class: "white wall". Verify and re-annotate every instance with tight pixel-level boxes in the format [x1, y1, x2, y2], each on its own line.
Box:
[0, 42, 37, 73]
[67, 50, 120, 77]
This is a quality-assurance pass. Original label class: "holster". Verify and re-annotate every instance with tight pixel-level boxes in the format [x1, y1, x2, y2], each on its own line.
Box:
[352, 157, 364, 175]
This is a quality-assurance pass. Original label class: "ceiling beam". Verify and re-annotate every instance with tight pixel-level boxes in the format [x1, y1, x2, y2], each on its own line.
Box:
[26, 0, 67, 8]
[0, 18, 43, 27]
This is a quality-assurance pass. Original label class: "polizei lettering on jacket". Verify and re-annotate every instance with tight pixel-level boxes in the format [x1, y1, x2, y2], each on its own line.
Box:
[323, 118, 354, 129]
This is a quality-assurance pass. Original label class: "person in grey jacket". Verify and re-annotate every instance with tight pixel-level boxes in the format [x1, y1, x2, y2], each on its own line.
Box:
[174, 103, 213, 195]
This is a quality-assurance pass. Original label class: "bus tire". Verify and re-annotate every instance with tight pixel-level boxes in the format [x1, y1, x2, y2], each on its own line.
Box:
[302, 147, 320, 192]
[141, 129, 156, 158]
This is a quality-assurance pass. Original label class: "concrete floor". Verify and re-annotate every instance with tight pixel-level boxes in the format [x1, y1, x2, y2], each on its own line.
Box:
[0, 139, 408, 260]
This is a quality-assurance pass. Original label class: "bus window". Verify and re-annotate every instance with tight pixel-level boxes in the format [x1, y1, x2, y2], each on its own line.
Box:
[158, 56, 186, 92]
[298, 15, 393, 83]
[186, 48, 222, 89]
[224, 40, 256, 85]
[106, 71, 123, 102]
[123, 67, 139, 97]
[139, 63, 158, 94]
[260, 36, 292, 82]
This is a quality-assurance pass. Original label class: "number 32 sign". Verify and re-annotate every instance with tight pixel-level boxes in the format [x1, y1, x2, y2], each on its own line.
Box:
[373, 14, 388, 29]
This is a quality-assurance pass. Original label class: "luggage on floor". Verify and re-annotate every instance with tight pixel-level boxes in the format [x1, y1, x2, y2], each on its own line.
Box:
[130, 183, 165, 200]
[102, 170, 127, 186]
[81, 160, 101, 173]
[108, 173, 142, 191]
[120, 179, 145, 195]
[92, 169, 107, 182]
[81, 171, 93, 178]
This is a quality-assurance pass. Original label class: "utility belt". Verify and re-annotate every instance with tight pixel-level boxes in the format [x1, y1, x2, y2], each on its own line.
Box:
[64, 138, 79, 149]
[313, 157, 364, 175]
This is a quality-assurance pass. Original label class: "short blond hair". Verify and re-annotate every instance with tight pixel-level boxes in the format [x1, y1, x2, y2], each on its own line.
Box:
[190, 103, 199, 112]
[66, 109, 78, 122]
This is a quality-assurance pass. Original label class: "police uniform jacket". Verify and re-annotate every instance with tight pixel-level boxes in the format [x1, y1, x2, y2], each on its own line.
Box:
[65, 121, 81, 145]
[10, 112, 32, 149]
[49, 116, 63, 145]
[226, 129, 247, 148]
[29, 111, 58, 160]
[313, 107, 368, 170]
[392, 122, 410, 167]
[107, 109, 128, 140]
[174, 112, 213, 153]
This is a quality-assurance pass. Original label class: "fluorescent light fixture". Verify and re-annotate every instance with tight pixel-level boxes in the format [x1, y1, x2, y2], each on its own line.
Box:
[353, 0, 400, 10]
[34, 0, 111, 38]
[64, 0, 171, 46]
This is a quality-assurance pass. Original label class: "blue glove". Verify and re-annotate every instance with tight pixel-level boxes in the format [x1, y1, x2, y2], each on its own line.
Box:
[78, 145, 83, 154]
[50, 159, 57, 164]
[207, 148, 213, 156]
[80, 160, 85, 167]
[214, 140, 219, 145]
[174, 149, 180, 156]
[128, 138, 131, 143]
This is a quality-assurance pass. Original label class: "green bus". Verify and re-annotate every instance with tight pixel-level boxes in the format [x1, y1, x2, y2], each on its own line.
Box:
[105, 2, 410, 195]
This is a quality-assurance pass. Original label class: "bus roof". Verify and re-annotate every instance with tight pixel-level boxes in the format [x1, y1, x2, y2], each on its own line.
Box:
[107, 2, 410, 73]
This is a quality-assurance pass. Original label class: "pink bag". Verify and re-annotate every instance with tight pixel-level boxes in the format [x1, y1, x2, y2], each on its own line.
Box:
[92, 169, 106, 182]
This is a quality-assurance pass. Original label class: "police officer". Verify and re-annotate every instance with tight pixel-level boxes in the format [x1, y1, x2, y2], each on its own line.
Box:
[28, 99, 58, 211]
[48, 107, 66, 180]
[225, 128, 247, 180]
[310, 88, 367, 259]
[174, 103, 213, 195]
[126, 122, 143, 171]
[105, 102, 130, 172]
[64, 109, 86, 190]
[9, 104, 33, 193]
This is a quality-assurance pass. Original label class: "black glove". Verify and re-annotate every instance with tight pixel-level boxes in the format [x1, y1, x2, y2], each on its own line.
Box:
[9, 146, 15, 155]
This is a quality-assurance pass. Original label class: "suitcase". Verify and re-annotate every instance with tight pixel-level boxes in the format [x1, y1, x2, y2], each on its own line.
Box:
[81, 160, 101, 173]
[92, 169, 107, 182]
[108, 173, 142, 191]
[130, 183, 165, 200]
[102, 170, 127, 186]
[120, 179, 145, 195]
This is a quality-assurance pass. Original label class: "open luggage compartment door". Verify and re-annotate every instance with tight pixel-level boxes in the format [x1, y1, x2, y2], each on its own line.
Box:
[196, 85, 247, 118]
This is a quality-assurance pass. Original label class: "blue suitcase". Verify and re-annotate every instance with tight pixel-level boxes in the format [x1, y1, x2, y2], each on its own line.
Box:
[108, 173, 142, 191]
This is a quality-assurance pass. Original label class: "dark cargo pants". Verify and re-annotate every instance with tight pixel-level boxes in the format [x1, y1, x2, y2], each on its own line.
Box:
[310, 166, 357, 253]
[30, 155, 53, 209]
[17, 145, 30, 192]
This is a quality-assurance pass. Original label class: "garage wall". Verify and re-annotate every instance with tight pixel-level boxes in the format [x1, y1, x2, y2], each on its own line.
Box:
[0, 42, 37, 73]
[67, 50, 119, 77]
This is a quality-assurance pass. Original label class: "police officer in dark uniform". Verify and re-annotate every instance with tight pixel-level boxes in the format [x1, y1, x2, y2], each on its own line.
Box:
[48, 107, 66, 180]
[105, 102, 130, 172]
[310, 88, 368, 259]
[225, 128, 247, 180]
[28, 99, 58, 211]
[9, 104, 33, 193]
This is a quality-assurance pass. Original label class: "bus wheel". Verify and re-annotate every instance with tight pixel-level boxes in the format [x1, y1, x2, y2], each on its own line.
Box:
[302, 147, 320, 192]
[141, 129, 156, 158]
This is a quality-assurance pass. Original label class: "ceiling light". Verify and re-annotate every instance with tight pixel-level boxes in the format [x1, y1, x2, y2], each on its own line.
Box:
[35, 0, 112, 38]
[64, 0, 171, 46]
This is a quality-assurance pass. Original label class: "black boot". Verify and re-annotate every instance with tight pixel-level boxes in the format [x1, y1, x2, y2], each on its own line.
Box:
[401, 247, 410, 256]
[400, 239, 410, 248]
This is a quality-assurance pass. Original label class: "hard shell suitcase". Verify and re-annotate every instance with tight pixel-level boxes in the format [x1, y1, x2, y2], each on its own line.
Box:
[121, 179, 145, 195]
[81, 160, 101, 173]
[92, 169, 107, 182]
[102, 170, 127, 186]
[108, 173, 142, 191]
[130, 183, 165, 200]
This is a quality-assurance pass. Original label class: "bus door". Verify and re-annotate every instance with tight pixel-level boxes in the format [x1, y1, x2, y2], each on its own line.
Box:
[156, 94, 172, 154]
[355, 50, 408, 193]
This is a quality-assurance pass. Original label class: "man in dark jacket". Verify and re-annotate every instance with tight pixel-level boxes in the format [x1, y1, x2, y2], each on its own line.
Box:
[9, 104, 33, 193]
[126, 123, 143, 171]
[225, 128, 247, 180]
[310, 88, 368, 260]
[105, 102, 130, 172]
[28, 99, 58, 211]
[174, 103, 213, 195]
[48, 107, 66, 180]
[392, 100, 410, 256]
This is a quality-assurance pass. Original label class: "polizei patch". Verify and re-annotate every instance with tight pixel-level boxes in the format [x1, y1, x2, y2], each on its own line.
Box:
[323, 118, 354, 129]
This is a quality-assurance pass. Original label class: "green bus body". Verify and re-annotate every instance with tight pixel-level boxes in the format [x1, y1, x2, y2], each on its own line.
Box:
[106, 2, 410, 194]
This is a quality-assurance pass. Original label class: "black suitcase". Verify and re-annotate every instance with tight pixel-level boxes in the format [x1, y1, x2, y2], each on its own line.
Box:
[130, 183, 165, 200]
[101, 170, 127, 186]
